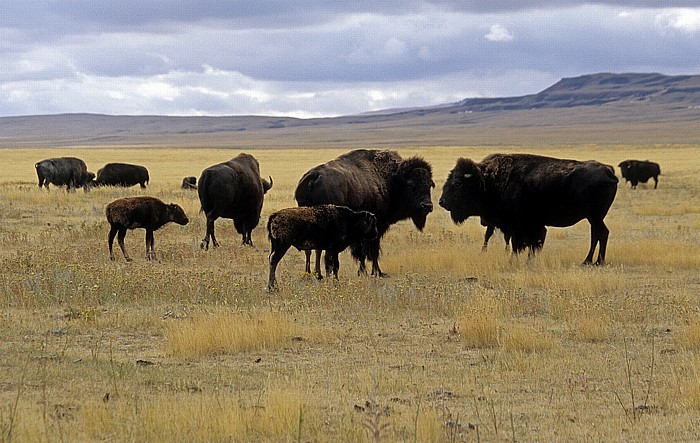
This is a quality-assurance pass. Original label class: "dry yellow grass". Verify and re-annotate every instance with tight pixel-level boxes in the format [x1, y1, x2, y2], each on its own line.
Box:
[1, 144, 699, 441]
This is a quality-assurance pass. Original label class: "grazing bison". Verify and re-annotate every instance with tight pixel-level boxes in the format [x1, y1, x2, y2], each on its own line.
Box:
[105, 196, 189, 261]
[439, 153, 617, 265]
[294, 149, 434, 277]
[267, 205, 378, 290]
[181, 176, 197, 190]
[618, 160, 660, 189]
[35, 157, 95, 192]
[198, 153, 273, 248]
[95, 163, 150, 188]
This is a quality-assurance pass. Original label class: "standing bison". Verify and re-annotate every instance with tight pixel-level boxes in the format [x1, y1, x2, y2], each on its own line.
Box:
[266, 205, 378, 290]
[35, 157, 95, 192]
[95, 163, 150, 188]
[439, 153, 617, 265]
[106, 196, 189, 261]
[618, 160, 660, 189]
[198, 153, 273, 248]
[295, 149, 434, 277]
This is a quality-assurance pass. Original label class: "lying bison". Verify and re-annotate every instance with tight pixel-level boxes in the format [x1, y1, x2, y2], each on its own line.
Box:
[106, 196, 189, 261]
[198, 153, 273, 248]
[295, 149, 434, 277]
[267, 205, 378, 290]
[181, 176, 197, 190]
[439, 153, 617, 265]
[618, 160, 660, 189]
[35, 157, 95, 192]
[95, 163, 149, 188]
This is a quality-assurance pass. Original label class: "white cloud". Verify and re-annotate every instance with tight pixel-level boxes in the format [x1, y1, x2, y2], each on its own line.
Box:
[485, 24, 514, 42]
[655, 8, 700, 34]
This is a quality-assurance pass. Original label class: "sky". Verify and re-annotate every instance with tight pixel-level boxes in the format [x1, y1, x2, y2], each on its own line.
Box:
[1, 1, 699, 118]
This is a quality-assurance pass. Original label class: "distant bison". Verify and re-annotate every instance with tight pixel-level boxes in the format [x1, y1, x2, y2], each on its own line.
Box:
[267, 205, 378, 290]
[95, 163, 149, 188]
[35, 157, 95, 192]
[618, 160, 660, 189]
[439, 153, 617, 265]
[181, 176, 197, 190]
[198, 153, 273, 248]
[105, 196, 189, 261]
[295, 149, 434, 277]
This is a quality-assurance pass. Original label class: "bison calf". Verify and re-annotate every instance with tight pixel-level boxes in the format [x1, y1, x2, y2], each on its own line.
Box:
[106, 196, 189, 261]
[267, 205, 378, 290]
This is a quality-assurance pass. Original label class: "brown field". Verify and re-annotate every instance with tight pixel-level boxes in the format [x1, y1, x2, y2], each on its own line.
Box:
[1, 145, 699, 441]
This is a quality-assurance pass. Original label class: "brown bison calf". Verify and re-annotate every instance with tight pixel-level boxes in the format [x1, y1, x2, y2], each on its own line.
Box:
[267, 205, 377, 290]
[106, 196, 189, 261]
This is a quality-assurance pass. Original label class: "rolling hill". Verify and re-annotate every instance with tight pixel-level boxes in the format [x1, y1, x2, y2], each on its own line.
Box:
[1, 72, 699, 148]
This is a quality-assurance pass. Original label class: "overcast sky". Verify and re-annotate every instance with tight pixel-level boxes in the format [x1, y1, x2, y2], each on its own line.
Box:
[1, 1, 699, 118]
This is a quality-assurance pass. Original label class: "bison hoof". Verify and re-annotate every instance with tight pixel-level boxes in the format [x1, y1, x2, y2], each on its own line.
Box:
[125, 257, 133, 262]
[200, 241, 209, 250]
[312, 272, 323, 281]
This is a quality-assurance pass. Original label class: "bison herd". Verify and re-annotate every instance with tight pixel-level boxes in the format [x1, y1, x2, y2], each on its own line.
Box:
[33, 152, 662, 289]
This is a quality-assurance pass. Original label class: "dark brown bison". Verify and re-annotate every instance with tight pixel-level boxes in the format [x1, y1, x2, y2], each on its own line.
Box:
[618, 160, 660, 189]
[294, 149, 434, 277]
[95, 163, 149, 188]
[481, 218, 547, 254]
[35, 157, 95, 192]
[181, 176, 197, 190]
[267, 205, 378, 290]
[439, 153, 617, 265]
[105, 196, 189, 261]
[198, 153, 273, 248]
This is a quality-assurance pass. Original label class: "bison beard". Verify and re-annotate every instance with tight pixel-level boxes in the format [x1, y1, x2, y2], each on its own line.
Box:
[294, 149, 434, 278]
[439, 153, 617, 265]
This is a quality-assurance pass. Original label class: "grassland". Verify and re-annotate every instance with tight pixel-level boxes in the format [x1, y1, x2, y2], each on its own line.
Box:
[1, 145, 699, 442]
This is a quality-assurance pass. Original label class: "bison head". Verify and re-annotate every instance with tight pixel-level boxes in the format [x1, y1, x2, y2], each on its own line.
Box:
[262, 176, 273, 194]
[439, 158, 485, 224]
[168, 204, 190, 226]
[392, 157, 434, 231]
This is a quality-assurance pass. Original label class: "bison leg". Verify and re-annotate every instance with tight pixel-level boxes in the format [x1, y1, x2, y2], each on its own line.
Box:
[117, 227, 132, 262]
[267, 242, 291, 290]
[583, 220, 609, 265]
[201, 215, 219, 250]
[242, 229, 253, 246]
[653, 176, 658, 189]
[482, 225, 495, 251]
[145, 229, 155, 260]
[324, 252, 340, 279]
[108, 225, 119, 260]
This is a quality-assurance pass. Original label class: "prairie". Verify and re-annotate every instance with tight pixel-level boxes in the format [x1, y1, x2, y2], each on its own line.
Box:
[0, 145, 699, 442]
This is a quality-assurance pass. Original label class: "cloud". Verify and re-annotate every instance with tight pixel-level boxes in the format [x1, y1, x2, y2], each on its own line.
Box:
[655, 8, 700, 34]
[485, 24, 514, 42]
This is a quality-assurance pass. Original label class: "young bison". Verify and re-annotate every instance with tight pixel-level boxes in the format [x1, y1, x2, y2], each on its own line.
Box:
[106, 196, 189, 261]
[267, 205, 377, 290]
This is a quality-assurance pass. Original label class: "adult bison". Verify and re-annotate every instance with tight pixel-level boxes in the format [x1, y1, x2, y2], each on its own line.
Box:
[95, 163, 150, 188]
[439, 153, 617, 265]
[618, 160, 660, 189]
[35, 157, 95, 192]
[181, 176, 197, 190]
[295, 149, 434, 277]
[198, 153, 273, 248]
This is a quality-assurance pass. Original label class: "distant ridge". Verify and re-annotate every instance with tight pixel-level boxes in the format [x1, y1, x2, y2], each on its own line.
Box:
[1, 73, 699, 148]
[449, 73, 700, 112]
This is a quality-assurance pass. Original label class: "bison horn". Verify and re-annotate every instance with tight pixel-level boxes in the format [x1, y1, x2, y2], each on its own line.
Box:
[262, 175, 273, 193]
